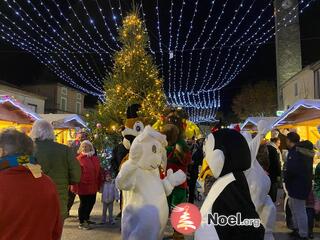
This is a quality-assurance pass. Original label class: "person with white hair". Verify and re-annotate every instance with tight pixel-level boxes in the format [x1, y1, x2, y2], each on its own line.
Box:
[0, 128, 62, 240]
[30, 119, 81, 220]
[71, 140, 102, 230]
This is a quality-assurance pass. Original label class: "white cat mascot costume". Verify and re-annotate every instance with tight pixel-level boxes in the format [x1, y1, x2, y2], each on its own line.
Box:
[116, 126, 186, 240]
[242, 120, 277, 240]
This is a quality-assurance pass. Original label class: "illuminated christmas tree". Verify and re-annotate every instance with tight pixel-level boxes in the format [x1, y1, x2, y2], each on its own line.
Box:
[86, 7, 167, 149]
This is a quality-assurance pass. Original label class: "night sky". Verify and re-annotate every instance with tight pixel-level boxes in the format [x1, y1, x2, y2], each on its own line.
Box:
[0, 0, 319, 114]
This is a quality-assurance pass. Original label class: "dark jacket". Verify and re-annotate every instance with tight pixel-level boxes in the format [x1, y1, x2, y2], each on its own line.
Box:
[284, 141, 314, 200]
[257, 144, 270, 172]
[110, 143, 129, 176]
[34, 140, 81, 219]
[267, 144, 281, 183]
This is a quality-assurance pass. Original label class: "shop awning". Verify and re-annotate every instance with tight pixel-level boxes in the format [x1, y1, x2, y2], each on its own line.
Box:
[273, 99, 320, 127]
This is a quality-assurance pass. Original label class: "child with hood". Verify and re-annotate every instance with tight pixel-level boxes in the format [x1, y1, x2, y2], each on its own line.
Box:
[101, 170, 119, 224]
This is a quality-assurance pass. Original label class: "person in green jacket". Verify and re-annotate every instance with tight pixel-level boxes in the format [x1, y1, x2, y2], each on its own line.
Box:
[31, 120, 81, 220]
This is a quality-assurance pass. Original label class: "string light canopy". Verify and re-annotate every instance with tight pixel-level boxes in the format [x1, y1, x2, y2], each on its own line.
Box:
[0, 0, 317, 122]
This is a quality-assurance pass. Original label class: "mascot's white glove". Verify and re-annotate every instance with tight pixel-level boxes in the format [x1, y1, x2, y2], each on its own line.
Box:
[167, 169, 186, 187]
[162, 169, 186, 196]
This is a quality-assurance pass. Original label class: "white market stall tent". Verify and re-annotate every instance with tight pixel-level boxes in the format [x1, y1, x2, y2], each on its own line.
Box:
[0, 95, 40, 133]
[40, 114, 87, 145]
[241, 117, 278, 132]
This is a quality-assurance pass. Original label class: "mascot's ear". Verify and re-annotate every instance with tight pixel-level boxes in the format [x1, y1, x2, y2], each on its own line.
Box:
[206, 149, 225, 178]
[203, 133, 215, 157]
[241, 131, 252, 144]
[257, 120, 269, 136]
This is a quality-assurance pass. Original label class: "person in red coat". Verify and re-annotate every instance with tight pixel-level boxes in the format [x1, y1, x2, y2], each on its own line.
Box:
[0, 129, 62, 240]
[71, 140, 102, 230]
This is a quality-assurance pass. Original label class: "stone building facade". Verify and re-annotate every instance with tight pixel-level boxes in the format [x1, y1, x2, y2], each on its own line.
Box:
[23, 83, 85, 115]
[274, 0, 302, 109]
[282, 60, 320, 108]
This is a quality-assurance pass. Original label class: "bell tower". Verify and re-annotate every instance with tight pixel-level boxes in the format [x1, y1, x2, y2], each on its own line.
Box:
[274, 0, 302, 109]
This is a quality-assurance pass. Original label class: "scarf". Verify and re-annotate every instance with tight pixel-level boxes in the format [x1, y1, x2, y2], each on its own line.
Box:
[0, 155, 37, 171]
[81, 151, 95, 157]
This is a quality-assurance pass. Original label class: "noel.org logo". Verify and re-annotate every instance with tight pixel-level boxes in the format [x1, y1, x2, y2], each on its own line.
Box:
[171, 203, 261, 235]
[208, 212, 261, 228]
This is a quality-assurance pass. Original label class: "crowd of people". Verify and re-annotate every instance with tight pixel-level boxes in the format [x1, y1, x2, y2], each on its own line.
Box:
[255, 129, 318, 240]
[0, 120, 116, 239]
[0, 117, 319, 240]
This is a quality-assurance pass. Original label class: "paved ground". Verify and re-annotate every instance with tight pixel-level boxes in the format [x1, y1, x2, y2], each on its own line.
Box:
[62, 193, 320, 240]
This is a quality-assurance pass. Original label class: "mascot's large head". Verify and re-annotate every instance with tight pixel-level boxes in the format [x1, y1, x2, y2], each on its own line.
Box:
[130, 126, 167, 171]
[204, 129, 251, 178]
[164, 109, 188, 140]
[122, 104, 145, 150]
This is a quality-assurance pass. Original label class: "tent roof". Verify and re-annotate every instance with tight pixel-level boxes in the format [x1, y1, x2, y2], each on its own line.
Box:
[0, 95, 40, 124]
[273, 99, 320, 127]
[241, 117, 277, 131]
[40, 114, 87, 129]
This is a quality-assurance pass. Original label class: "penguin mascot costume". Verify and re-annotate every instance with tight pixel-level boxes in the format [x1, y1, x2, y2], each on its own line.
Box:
[195, 129, 264, 240]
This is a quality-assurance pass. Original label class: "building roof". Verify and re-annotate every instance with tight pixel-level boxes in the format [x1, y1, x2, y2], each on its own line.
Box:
[0, 81, 46, 100]
[22, 82, 86, 95]
[310, 60, 320, 71]
[40, 114, 87, 129]
[0, 95, 41, 124]
[273, 99, 320, 127]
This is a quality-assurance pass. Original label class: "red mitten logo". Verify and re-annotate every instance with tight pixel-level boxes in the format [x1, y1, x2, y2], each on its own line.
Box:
[171, 203, 201, 235]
